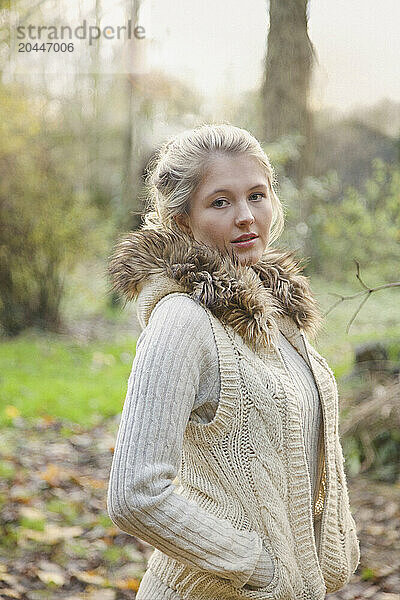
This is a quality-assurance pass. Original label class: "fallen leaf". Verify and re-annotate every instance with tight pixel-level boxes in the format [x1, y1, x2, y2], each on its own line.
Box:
[0, 572, 19, 585]
[70, 569, 107, 585]
[37, 569, 66, 586]
[86, 589, 116, 599]
[37, 463, 67, 486]
[0, 588, 22, 598]
[20, 524, 83, 543]
[70, 474, 107, 489]
[115, 577, 140, 591]
[41, 414, 56, 425]
[18, 506, 45, 520]
[4, 406, 20, 419]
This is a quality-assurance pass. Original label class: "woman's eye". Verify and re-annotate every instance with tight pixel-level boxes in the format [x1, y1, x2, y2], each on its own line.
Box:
[212, 193, 265, 208]
[212, 198, 228, 208]
[249, 192, 265, 201]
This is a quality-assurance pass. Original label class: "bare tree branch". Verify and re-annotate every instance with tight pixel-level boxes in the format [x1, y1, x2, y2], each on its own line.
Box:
[324, 259, 400, 332]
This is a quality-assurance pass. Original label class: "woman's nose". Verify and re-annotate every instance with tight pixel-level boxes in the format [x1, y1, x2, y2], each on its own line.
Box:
[235, 203, 255, 225]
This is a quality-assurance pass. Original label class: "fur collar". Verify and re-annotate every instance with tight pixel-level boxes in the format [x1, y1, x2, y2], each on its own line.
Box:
[107, 227, 322, 352]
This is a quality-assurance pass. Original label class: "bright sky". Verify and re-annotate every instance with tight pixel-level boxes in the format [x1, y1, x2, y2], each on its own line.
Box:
[7, 0, 400, 113]
[139, 0, 400, 113]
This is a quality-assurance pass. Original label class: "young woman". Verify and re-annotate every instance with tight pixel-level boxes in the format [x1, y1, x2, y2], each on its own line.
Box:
[107, 123, 360, 600]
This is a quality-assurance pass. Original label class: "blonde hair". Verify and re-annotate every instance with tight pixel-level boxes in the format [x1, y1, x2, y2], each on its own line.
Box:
[141, 123, 284, 246]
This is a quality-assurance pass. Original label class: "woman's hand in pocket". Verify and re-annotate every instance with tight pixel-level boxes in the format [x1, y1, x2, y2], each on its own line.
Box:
[244, 542, 275, 589]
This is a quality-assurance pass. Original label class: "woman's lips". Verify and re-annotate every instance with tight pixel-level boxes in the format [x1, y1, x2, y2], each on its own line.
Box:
[231, 237, 258, 248]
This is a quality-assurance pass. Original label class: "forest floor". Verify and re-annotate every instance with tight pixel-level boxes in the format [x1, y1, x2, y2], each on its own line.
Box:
[0, 415, 399, 600]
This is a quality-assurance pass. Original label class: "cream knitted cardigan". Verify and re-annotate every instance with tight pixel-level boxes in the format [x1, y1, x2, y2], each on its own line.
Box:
[107, 294, 325, 596]
[107, 227, 361, 600]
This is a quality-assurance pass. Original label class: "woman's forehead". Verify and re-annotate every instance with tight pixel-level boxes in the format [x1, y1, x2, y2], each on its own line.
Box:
[198, 155, 268, 194]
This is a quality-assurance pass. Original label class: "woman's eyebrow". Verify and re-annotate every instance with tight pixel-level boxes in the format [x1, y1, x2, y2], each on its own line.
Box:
[248, 183, 268, 191]
[206, 188, 230, 198]
[206, 183, 268, 199]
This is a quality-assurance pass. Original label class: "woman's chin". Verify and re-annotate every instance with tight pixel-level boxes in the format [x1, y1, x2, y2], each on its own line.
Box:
[236, 251, 262, 267]
[232, 246, 265, 267]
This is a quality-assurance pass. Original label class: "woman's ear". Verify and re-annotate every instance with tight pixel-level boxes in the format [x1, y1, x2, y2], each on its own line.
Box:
[174, 213, 192, 236]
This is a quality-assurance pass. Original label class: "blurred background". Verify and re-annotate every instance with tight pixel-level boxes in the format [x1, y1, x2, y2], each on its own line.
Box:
[0, 1, 399, 598]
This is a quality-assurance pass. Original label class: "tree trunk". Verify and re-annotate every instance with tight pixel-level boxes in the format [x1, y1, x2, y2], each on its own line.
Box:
[120, 0, 143, 232]
[262, 0, 315, 185]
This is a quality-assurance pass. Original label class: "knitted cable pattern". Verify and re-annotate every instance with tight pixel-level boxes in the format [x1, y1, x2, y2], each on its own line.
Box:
[143, 309, 360, 599]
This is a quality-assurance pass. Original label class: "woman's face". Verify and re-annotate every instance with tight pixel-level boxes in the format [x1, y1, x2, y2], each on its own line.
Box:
[175, 153, 273, 266]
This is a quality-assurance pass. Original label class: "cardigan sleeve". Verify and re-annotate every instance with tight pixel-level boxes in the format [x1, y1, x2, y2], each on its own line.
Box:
[107, 294, 274, 589]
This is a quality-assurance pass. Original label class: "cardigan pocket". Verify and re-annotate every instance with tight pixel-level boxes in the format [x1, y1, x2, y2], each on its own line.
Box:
[242, 541, 275, 591]
[337, 503, 360, 579]
[335, 435, 361, 577]
[241, 556, 304, 599]
[343, 508, 361, 575]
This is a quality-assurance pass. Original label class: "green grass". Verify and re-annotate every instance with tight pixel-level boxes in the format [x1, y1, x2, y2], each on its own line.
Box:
[1, 275, 398, 427]
[0, 330, 137, 427]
